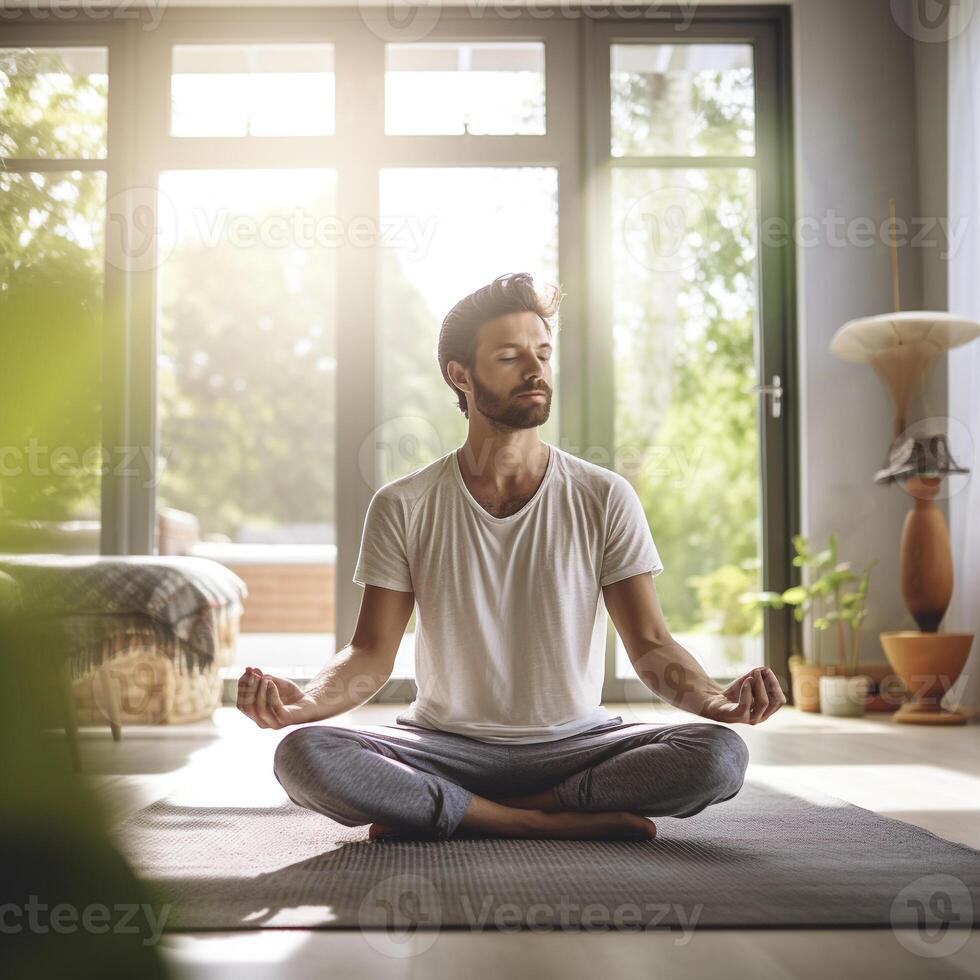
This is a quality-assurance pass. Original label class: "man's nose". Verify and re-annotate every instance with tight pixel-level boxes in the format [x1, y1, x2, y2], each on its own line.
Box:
[523, 354, 547, 378]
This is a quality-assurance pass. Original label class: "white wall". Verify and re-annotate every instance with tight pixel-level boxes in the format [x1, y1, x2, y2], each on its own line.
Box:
[791, 0, 928, 661]
[947, 14, 980, 717]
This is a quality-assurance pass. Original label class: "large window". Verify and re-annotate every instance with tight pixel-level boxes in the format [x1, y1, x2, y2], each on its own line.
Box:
[609, 44, 763, 680]
[4, 10, 795, 696]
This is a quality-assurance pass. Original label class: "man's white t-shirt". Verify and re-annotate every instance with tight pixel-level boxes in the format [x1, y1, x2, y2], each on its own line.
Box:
[353, 443, 664, 744]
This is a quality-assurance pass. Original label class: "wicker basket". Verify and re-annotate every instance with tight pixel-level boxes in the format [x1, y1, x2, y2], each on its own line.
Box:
[72, 610, 240, 726]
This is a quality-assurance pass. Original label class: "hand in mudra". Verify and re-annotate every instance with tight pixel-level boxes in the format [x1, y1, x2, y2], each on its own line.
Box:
[702, 666, 786, 725]
[236, 666, 317, 729]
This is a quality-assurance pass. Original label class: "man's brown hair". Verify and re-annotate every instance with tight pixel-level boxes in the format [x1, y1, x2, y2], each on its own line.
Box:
[437, 272, 563, 417]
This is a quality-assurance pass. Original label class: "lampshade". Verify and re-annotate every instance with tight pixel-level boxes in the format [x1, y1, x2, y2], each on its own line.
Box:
[830, 312, 980, 436]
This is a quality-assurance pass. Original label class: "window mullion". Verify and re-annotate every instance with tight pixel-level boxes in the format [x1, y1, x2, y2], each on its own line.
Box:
[333, 25, 385, 650]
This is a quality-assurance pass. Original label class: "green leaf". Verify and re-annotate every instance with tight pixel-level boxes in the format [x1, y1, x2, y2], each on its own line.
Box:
[781, 586, 807, 604]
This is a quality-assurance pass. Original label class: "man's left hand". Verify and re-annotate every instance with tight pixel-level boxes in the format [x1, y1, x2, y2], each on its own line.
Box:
[701, 666, 787, 725]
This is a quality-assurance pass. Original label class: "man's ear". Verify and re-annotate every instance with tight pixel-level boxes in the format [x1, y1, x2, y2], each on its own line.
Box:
[447, 360, 471, 396]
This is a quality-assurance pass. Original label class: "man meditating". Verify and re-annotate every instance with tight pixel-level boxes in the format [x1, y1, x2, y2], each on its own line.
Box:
[237, 272, 786, 842]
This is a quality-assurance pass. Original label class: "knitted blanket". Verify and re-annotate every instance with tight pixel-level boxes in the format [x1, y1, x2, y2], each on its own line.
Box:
[0, 555, 247, 677]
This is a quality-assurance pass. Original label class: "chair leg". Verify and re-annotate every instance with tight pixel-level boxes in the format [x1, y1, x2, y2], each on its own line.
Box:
[61, 660, 82, 772]
[95, 662, 123, 742]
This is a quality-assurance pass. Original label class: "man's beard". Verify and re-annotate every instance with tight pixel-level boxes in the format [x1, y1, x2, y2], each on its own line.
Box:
[470, 369, 552, 431]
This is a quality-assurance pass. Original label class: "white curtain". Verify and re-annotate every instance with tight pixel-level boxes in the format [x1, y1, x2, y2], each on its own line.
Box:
[946, 15, 980, 719]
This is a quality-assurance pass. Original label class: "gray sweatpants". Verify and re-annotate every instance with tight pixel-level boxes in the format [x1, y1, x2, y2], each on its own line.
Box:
[273, 714, 750, 840]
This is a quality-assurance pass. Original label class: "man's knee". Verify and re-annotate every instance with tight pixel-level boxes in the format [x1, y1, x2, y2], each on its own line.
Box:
[273, 726, 340, 790]
[273, 726, 366, 824]
[695, 725, 749, 801]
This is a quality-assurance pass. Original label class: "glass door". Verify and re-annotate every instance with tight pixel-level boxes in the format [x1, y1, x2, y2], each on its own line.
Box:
[586, 17, 796, 696]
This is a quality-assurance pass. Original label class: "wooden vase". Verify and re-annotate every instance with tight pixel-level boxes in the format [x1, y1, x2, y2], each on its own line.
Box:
[899, 476, 953, 632]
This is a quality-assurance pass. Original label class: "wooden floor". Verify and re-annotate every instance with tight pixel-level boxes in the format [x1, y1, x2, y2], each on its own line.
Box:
[78, 703, 980, 980]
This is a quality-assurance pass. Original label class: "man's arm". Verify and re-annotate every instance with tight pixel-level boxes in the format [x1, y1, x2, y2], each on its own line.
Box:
[602, 572, 786, 725]
[237, 584, 415, 730]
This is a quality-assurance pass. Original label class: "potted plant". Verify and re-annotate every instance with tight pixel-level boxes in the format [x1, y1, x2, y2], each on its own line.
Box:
[743, 534, 877, 713]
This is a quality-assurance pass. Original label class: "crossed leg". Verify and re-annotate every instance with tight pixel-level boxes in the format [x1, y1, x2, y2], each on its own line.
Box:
[273, 720, 749, 842]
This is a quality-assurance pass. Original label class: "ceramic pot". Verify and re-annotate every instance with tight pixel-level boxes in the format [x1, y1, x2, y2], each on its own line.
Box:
[880, 630, 972, 724]
[818, 674, 871, 717]
[788, 656, 835, 712]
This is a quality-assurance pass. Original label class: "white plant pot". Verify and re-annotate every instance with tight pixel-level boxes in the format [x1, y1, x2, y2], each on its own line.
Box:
[819, 674, 870, 717]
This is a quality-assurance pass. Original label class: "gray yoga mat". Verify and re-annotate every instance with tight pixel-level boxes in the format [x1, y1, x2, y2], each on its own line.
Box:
[117, 779, 980, 931]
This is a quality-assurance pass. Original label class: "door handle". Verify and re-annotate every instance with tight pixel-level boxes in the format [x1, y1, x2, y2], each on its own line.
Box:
[749, 374, 783, 419]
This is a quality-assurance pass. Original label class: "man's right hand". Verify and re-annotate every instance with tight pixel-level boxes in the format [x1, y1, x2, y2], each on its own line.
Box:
[236, 666, 319, 730]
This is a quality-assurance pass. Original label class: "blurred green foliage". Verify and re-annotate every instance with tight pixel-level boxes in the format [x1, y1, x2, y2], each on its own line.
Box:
[612, 64, 760, 635]
[1, 50, 107, 533]
[0, 573, 170, 978]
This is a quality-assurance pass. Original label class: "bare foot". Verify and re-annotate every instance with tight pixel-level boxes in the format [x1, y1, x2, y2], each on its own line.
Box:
[528, 810, 657, 841]
[368, 823, 449, 841]
[368, 795, 657, 843]
[493, 788, 561, 812]
[368, 822, 400, 841]
[369, 822, 502, 842]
